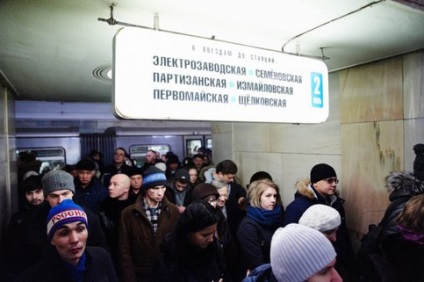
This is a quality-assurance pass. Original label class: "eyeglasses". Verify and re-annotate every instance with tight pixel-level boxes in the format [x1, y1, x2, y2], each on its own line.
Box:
[324, 177, 339, 184]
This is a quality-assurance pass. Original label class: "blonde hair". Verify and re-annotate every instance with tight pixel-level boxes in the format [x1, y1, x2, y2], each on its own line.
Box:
[247, 179, 282, 208]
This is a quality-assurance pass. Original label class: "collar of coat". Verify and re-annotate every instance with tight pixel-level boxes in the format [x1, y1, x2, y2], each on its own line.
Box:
[295, 178, 339, 205]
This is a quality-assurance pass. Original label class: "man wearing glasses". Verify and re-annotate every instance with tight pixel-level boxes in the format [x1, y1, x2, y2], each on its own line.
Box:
[284, 163, 356, 281]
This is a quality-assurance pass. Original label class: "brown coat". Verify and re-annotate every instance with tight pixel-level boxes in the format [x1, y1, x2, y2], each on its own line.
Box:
[118, 195, 179, 282]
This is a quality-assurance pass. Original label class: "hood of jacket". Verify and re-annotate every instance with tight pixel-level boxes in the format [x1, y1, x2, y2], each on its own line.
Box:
[386, 171, 424, 201]
[295, 178, 316, 200]
[294, 178, 340, 201]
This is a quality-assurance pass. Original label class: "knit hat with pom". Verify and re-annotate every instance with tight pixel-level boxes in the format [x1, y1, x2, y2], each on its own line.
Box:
[46, 199, 88, 240]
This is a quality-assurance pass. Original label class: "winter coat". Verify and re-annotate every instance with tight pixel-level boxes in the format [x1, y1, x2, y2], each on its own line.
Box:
[1, 202, 52, 280]
[98, 197, 134, 268]
[225, 182, 247, 240]
[284, 179, 354, 279]
[237, 207, 283, 270]
[373, 233, 424, 282]
[381, 171, 424, 238]
[16, 246, 118, 282]
[118, 195, 179, 282]
[156, 233, 226, 282]
[73, 177, 108, 213]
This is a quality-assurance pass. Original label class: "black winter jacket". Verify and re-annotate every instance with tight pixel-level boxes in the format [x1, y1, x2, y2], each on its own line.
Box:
[16, 246, 118, 282]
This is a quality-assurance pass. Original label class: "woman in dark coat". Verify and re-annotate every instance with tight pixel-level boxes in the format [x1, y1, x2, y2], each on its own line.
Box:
[373, 194, 424, 282]
[237, 179, 284, 271]
[157, 199, 226, 282]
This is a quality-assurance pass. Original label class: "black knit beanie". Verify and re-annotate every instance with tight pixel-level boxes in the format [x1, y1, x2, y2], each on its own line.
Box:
[310, 163, 336, 184]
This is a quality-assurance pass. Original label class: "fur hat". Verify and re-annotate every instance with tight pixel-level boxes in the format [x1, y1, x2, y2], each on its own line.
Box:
[42, 170, 75, 197]
[299, 204, 341, 232]
[413, 144, 424, 181]
[192, 183, 219, 200]
[128, 166, 143, 177]
[310, 163, 337, 184]
[46, 199, 88, 240]
[142, 166, 169, 190]
[271, 224, 336, 282]
[75, 159, 96, 171]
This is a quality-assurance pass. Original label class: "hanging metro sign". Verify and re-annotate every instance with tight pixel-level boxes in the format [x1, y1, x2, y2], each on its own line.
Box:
[113, 27, 329, 123]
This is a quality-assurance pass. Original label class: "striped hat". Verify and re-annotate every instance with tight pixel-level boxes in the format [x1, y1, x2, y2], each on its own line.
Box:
[270, 224, 336, 282]
[142, 166, 169, 190]
[46, 199, 88, 240]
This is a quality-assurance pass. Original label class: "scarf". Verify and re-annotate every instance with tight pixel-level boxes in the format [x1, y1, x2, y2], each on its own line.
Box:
[65, 251, 86, 282]
[247, 204, 282, 227]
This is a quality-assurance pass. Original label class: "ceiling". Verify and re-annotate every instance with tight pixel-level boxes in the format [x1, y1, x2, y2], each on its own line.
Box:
[1, 0, 424, 103]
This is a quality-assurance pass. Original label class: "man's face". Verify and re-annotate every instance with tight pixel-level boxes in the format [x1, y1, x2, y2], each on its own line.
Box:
[188, 168, 198, 184]
[145, 185, 166, 206]
[307, 259, 342, 282]
[46, 189, 74, 207]
[145, 151, 156, 164]
[77, 170, 94, 187]
[51, 222, 88, 266]
[169, 163, 179, 171]
[130, 174, 143, 190]
[192, 157, 203, 169]
[108, 175, 130, 200]
[314, 177, 338, 197]
[25, 189, 44, 206]
[174, 180, 188, 192]
[114, 149, 126, 165]
[217, 172, 235, 183]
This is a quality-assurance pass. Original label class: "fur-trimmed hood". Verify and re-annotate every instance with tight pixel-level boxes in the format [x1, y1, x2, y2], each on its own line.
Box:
[295, 178, 316, 200]
[294, 178, 340, 201]
[385, 171, 424, 201]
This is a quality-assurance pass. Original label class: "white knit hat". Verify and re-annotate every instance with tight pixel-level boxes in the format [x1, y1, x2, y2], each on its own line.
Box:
[299, 204, 341, 232]
[270, 224, 336, 282]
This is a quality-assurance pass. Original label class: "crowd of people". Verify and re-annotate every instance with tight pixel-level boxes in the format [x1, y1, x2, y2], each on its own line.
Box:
[1, 144, 424, 281]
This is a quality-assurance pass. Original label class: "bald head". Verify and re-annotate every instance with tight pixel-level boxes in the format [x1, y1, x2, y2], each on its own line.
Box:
[109, 174, 131, 200]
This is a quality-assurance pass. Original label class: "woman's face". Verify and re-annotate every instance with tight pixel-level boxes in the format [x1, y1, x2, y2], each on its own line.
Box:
[260, 187, 277, 210]
[189, 223, 217, 249]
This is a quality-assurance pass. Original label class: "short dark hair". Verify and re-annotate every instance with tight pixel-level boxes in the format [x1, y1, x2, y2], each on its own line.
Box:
[215, 160, 238, 174]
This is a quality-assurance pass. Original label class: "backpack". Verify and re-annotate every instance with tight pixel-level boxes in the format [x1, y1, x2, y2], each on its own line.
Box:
[242, 263, 273, 282]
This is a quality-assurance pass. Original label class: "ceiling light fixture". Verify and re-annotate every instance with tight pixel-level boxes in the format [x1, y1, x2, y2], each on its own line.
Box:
[92, 65, 112, 83]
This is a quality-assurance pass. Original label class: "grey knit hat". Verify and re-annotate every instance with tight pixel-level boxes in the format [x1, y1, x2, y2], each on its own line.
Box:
[270, 224, 336, 282]
[299, 204, 341, 232]
[41, 170, 75, 197]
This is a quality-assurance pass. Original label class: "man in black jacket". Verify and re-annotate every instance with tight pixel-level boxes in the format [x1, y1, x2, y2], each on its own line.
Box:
[17, 199, 117, 282]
